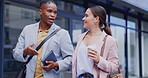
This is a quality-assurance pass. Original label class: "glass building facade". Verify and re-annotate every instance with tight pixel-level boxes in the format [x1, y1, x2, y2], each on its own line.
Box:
[0, 0, 148, 78]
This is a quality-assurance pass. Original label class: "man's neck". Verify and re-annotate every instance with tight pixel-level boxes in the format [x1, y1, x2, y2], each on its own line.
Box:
[39, 22, 51, 31]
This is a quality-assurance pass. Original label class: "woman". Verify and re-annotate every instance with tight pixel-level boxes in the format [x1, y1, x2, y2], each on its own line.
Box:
[72, 5, 119, 78]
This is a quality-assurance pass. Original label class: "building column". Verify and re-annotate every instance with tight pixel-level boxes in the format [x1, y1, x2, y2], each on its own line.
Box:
[124, 8, 129, 78]
[138, 12, 143, 78]
[0, 0, 4, 78]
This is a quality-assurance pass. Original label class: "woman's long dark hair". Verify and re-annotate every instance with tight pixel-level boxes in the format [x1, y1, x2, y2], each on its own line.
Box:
[89, 6, 112, 36]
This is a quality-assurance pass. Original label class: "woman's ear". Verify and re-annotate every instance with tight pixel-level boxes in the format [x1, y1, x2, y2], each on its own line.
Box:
[94, 16, 99, 24]
[96, 16, 99, 21]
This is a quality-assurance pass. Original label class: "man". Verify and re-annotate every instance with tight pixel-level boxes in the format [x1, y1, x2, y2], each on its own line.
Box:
[12, 0, 74, 78]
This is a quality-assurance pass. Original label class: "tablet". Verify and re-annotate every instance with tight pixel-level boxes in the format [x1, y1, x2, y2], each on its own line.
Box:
[42, 50, 57, 66]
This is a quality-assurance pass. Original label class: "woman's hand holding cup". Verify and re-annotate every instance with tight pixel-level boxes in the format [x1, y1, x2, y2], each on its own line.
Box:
[88, 47, 100, 63]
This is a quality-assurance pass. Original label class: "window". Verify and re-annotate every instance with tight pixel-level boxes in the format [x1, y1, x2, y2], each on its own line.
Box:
[54, 16, 69, 30]
[110, 11, 126, 76]
[128, 16, 138, 29]
[142, 21, 148, 31]
[110, 10, 125, 26]
[72, 20, 84, 44]
[142, 21, 148, 77]
[57, 1, 85, 15]
[127, 18, 139, 77]
[110, 25, 126, 76]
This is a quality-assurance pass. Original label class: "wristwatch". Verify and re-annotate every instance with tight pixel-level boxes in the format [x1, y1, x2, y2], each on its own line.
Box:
[54, 66, 59, 71]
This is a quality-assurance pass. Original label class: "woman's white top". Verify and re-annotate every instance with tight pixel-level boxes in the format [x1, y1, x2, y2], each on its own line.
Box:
[77, 41, 98, 77]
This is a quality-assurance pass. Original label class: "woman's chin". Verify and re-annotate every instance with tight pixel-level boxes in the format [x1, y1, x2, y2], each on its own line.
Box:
[83, 25, 87, 28]
[83, 26, 89, 29]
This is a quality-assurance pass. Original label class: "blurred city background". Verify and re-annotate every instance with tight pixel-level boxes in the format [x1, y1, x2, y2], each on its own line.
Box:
[0, 0, 148, 78]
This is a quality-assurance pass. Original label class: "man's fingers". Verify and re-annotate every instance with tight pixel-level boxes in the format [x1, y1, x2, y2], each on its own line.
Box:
[46, 61, 54, 64]
[42, 66, 50, 71]
[32, 51, 38, 55]
[28, 47, 37, 52]
[42, 62, 55, 71]
[29, 44, 34, 47]
[26, 47, 39, 55]
[34, 50, 39, 54]
[28, 46, 34, 50]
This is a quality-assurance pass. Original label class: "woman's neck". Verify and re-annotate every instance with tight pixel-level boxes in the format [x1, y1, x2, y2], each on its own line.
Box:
[88, 27, 102, 36]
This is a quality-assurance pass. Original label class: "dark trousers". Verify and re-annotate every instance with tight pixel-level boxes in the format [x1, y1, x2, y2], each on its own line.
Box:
[78, 72, 94, 78]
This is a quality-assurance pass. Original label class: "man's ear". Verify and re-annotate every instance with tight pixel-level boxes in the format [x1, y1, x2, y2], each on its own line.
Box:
[39, 9, 42, 15]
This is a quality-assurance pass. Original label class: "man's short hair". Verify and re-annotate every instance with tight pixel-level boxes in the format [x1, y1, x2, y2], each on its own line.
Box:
[39, 0, 55, 9]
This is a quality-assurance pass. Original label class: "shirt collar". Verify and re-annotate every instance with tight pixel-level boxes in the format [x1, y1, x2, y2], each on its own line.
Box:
[38, 29, 49, 33]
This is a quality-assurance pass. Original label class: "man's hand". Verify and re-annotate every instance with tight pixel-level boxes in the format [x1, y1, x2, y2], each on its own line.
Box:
[42, 61, 59, 71]
[23, 44, 39, 56]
